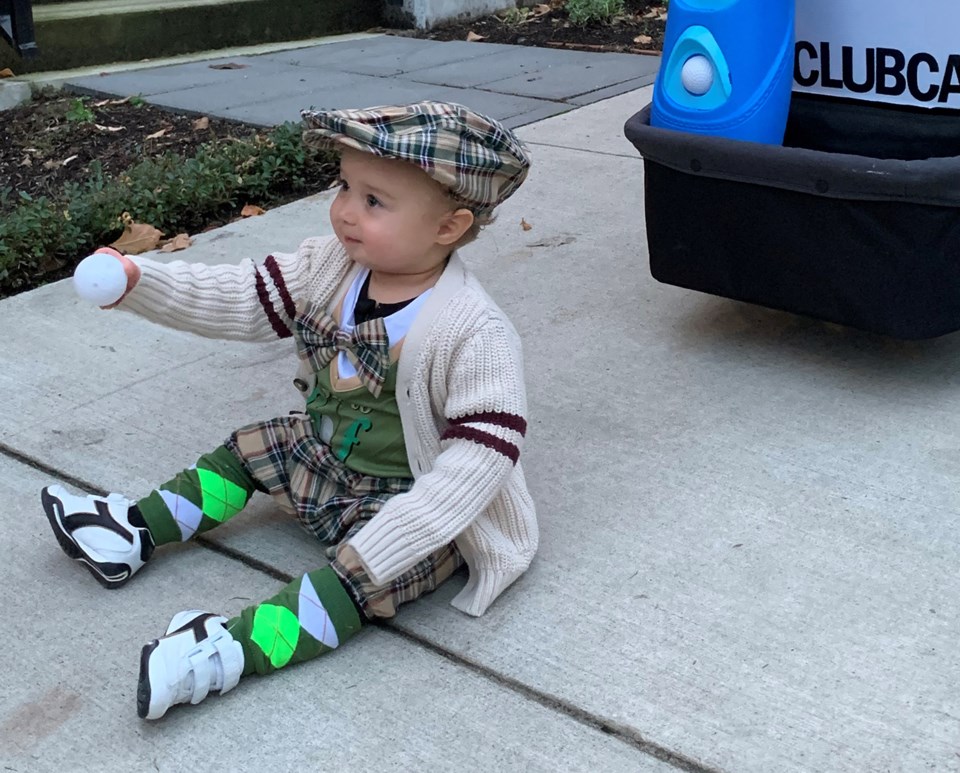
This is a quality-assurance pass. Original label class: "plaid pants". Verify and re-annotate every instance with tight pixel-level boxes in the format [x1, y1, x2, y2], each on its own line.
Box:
[225, 414, 463, 620]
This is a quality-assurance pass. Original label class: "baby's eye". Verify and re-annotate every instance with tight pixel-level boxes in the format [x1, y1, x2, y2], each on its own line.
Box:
[366, 194, 381, 208]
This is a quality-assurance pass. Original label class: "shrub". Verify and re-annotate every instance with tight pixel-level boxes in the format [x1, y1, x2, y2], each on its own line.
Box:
[65, 97, 95, 123]
[0, 122, 335, 296]
[565, 0, 625, 25]
[499, 7, 527, 27]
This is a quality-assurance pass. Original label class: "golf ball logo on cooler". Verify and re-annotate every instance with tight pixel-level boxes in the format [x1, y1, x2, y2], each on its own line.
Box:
[73, 251, 128, 306]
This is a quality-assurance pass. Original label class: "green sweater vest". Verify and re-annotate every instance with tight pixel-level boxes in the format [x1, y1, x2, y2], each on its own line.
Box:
[306, 360, 411, 479]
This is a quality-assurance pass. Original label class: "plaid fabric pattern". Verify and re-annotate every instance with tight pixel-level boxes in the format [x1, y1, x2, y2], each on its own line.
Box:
[225, 414, 463, 620]
[301, 101, 531, 217]
[295, 304, 390, 397]
[333, 532, 462, 620]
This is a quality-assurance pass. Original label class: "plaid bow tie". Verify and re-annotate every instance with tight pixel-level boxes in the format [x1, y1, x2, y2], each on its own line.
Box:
[295, 308, 390, 397]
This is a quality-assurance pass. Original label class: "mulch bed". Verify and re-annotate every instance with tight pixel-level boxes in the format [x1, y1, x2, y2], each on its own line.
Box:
[404, 0, 667, 55]
[0, 92, 332, 211]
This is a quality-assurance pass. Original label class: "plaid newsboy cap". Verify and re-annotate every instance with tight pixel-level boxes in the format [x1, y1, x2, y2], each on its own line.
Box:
[301, 101, 530, 217]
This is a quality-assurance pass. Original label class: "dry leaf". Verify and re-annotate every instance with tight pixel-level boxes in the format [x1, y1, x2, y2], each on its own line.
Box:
[160, 233, 193, 252]
[633, 34, 652, 45]
[241, 204, 266, 218]
[19, 155, 32, 167]
[42, 159, 59, 170]
[523, 3, 551, 20]
[209, 62, 247, 70]
[0, 68, 14, 78]
[193, 116, 210, 130]
[642, 8, 659, 17]
[466, 31, 486, 42]
[145, 129, 167, 140]
[110, 220, 164, 255]
[521, 218, 533, 231]
[95, 124, 125, 132]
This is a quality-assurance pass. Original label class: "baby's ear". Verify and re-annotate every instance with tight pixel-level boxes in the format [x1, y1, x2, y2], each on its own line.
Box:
[436, 208, 475, 246]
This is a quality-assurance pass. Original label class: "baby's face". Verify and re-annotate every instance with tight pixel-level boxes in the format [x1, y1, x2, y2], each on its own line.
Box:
[330, 148, 456, 277]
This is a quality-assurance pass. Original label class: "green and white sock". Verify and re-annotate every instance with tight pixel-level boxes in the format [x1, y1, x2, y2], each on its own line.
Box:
[136, 445, 256, 546]
[228, 566, 363, 676]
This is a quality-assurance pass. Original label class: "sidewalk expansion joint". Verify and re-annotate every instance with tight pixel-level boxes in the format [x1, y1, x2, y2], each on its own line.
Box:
[0, 441, 107, 494]
[385, 624, 722, 773]
[2, 441, 716, 772]
[196, 527, 720, 773]
[194, 534, 295, 583]
[472, 81, 642, 104]
[521, 139, 644, 159]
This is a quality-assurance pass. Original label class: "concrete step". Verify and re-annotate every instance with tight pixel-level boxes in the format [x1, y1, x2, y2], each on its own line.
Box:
[1, 0, 382, 73]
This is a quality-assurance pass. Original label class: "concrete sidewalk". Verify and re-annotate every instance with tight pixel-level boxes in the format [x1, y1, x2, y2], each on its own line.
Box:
[64, 33, 661, 128]
[4, 36, 960, 773]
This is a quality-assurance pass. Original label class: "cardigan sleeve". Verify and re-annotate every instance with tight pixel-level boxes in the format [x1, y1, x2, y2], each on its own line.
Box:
[346, 317, 528, 585]
[115, 236, 340, 342]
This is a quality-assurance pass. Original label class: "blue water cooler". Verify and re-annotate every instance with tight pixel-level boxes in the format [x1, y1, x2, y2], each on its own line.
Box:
[651, 0, 795, 144]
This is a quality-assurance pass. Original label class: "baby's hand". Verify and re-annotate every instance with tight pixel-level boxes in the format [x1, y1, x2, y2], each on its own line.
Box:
[73, 247, 141, 308]
[100, 248, 141, 308]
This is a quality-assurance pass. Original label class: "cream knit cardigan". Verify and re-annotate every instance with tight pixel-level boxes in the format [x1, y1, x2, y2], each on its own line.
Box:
[120, 236, 538, 616]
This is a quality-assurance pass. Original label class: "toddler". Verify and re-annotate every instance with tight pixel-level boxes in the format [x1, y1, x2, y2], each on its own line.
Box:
[41, 101, 538, 720]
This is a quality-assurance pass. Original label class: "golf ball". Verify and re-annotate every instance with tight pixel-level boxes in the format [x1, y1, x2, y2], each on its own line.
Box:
[681, 54, 714, 96]
[73, 251, 128, 306]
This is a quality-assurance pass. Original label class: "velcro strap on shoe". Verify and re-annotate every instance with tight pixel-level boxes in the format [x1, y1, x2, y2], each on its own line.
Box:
[187, 649, 214, 704]
[213, 635, 242, 694]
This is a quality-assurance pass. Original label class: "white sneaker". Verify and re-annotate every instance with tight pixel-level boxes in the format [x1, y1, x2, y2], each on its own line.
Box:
[41, 484, 154, 588]
[137, 610, 245, 720]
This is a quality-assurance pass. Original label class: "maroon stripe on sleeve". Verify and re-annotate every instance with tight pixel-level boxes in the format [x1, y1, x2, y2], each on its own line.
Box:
[255, 266, 292, 339]
[264, 255, 296, 321]
[449, 411, 527, 436]
[441, 426, 520, 464]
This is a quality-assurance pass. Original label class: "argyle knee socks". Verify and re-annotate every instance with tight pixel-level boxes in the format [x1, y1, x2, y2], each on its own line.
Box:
[227, 566, 363, 676]
[135, 448, 363, 676]
[136, 446, 257, 546]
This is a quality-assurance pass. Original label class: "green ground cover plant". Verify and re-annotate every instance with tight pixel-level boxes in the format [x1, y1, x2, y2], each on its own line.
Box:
[0, 117, 336, 298]
[564, 0, 626, 26]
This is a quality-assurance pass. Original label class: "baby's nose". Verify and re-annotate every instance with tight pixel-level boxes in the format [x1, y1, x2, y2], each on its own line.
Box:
[338, 201, 358, 225]
[331, 205, 356, 225]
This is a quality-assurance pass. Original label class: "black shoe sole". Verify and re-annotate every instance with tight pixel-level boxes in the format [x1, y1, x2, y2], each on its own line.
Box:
[137, 640, 158, 719]
[40, 487, 132, 590]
